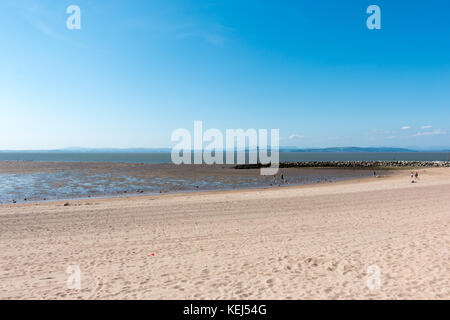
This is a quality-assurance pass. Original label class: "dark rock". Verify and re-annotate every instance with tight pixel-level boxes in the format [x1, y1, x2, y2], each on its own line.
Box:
[234, 161, 450, 170]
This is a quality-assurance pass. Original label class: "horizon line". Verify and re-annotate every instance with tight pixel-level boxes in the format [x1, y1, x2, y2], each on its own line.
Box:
[1, 146, 450, 153]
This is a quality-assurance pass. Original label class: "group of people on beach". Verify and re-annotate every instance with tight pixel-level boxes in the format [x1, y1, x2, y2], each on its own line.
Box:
[410, 171, 419, 183]
[276, 170, 421, 184]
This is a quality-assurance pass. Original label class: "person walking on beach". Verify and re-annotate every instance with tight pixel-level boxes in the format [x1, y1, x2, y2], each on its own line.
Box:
[415, 171, 419, 180]
[410, 171, 415, 182]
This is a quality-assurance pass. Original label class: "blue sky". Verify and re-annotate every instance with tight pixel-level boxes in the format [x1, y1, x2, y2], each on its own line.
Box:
[0, 0, 449, 150]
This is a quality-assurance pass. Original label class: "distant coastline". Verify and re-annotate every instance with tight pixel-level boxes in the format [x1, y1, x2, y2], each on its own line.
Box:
[1, 146, 450, 153]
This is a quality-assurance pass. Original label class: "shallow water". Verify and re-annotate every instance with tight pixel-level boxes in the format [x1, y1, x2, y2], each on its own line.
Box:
[0, 162, 380, 204]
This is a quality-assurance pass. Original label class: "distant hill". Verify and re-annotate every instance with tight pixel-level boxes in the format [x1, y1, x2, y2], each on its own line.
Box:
[1, 147, 449, 153]
[0, 148, 172, 153]
[59, 147, 173, 153]
[279, 147, 418, 153]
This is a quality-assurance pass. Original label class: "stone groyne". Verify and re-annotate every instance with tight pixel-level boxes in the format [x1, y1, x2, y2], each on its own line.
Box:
[234, 161, 450, 169]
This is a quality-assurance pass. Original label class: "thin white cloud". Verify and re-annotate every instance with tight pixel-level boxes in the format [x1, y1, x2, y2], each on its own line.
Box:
[414, 129, 447, 137]
[401, 126, 411, 130]
[288, 134, 305, 140]
[421, 125, 432, 129]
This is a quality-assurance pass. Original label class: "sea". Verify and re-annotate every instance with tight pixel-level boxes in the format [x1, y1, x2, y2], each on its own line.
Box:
[1, 152, 450, 163]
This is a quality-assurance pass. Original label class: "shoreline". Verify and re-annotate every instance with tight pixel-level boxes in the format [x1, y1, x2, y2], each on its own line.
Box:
[0, 166, 409, 210]
[0, 173, 387, 206]
[0, 162, 395, 205]
[0, 173, 379, 208]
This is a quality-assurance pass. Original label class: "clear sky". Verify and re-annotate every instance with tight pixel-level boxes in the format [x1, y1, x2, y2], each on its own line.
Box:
[1, 0, 449, 150]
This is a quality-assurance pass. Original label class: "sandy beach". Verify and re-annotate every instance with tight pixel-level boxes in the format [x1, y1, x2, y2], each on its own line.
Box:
[0, 167, 449, 299]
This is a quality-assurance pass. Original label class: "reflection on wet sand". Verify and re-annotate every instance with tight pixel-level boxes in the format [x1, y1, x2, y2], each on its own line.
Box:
[0, 161, 390, 203]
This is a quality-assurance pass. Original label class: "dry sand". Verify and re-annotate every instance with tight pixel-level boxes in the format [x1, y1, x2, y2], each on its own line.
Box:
[0, 168, 449, 299]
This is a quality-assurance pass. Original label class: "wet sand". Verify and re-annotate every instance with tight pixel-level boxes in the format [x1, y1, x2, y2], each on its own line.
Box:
[0, 161, 385, 203]
[0, 167, 448, 299]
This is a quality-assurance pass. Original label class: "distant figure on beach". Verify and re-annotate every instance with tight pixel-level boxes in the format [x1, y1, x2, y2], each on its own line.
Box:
[280, 174, 285, 183]
[410, 171, 415, 183]
[415, 171, 419, 180]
